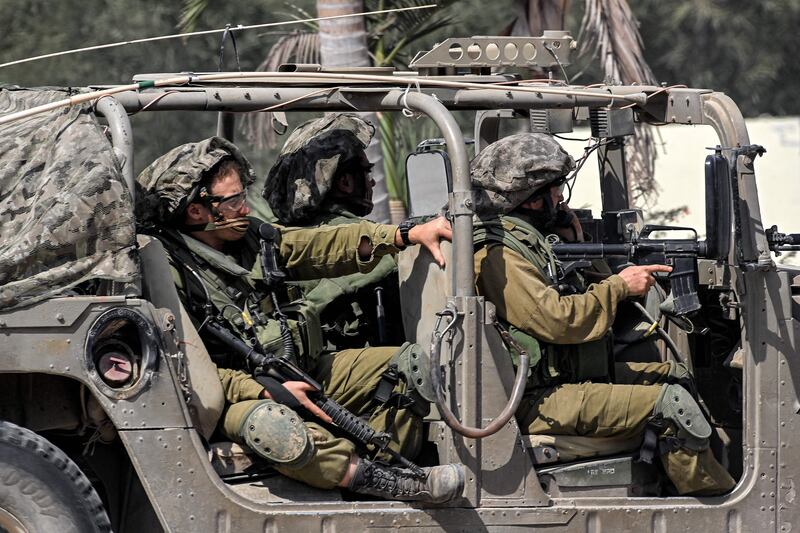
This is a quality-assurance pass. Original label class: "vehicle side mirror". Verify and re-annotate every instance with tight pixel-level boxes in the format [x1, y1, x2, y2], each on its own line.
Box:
[704, 151, 732, 260]
[404, 142, 452, 217]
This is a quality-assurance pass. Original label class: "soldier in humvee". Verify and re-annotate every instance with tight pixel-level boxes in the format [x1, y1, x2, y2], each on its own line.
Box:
[134, 137, 464, 503]
[263, 113, 405, 349]
[469, 133, 735, 495]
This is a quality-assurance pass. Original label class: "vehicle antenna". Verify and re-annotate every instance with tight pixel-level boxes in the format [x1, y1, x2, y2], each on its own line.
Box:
[0, 4, 436, 70]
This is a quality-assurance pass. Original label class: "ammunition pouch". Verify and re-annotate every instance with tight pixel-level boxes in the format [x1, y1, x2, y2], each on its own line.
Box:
[240, 400, 315, 469]
[653, 383, 711, 452]
[255, 300, 324, 371]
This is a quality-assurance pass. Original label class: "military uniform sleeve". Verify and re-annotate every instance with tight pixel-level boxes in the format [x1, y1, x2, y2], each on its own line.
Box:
[278, 220, 400, 280]
[218, 368, 265, 403]
[474, 244, 629, 344]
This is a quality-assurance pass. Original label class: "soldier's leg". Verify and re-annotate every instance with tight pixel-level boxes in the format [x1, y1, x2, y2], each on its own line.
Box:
[220, 394, 464, 501]
[520, 382, 661, 438]
[615, 360, 694, 391]
[519, 381, 733, 495]
[312, 345, 424, 459]
[221, 399, 356, 489]
[653, 384, 735, 495]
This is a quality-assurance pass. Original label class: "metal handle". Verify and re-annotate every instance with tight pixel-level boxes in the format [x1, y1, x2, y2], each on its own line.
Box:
[429, 306, 529, 439]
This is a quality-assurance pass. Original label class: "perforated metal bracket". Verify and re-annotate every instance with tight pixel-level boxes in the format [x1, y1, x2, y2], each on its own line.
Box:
[410, 33, 574, 74]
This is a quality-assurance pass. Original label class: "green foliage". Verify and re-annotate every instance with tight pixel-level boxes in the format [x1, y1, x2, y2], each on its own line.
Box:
[0, 0, 796, 187]
[630, 0, 800, 117]
[365, 0, 458, 68]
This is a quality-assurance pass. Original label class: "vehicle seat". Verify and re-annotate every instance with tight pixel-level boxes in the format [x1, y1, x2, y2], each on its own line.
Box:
[137, 235, 225, 439]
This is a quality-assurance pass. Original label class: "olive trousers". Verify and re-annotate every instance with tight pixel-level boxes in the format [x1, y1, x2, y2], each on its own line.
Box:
[518, 361, 735, 495]
[221, 346, 423, 489]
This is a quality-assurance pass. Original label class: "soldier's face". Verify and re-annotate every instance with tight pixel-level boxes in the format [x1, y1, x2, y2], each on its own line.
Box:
[205, 171, 251, 242]
[521, 180, 566, 211]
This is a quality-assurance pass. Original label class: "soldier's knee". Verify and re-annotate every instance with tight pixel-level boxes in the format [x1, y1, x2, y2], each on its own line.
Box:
[391, 343, 435, 416]
[653, 383, 711, 451]
[240, 400, 315, 469]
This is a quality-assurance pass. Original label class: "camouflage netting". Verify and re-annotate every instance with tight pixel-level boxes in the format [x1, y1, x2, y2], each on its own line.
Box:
[0, 87, 137, 309]
[263, 113, 375, 224]
[470, 133, 575, 215]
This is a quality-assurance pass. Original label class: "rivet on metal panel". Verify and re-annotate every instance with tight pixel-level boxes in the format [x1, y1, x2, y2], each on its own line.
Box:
[55, 313, 64, 322]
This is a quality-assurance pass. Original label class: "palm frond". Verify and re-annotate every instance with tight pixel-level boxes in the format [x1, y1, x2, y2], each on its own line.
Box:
[241, 31, 321, 150]
[365, 0, 459, 68]
[274, 3, 320, 32]
[577, 0, 658, 206]
[178, 0, 210, 33]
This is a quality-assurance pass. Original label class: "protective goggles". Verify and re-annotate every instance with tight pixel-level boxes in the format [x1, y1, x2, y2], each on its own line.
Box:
[199, 188, 248, 215]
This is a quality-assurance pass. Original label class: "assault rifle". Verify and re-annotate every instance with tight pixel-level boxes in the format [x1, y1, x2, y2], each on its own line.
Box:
[202, 318, 426, 477]
[551, 224, 706, 316]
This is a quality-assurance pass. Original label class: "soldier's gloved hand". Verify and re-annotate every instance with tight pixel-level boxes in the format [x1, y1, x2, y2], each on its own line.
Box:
[260, 380, 333, 424]
[397, 216, 453, 267]
[618, 264, 672, 297]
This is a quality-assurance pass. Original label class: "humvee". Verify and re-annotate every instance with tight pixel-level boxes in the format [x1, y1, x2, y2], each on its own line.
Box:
[1, 33, 798, 532]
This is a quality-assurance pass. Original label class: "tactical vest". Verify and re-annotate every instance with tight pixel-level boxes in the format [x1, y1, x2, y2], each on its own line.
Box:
[473, 215, 611, 388]
[287, 205, 403, 350]
[153, 221, 324, 371]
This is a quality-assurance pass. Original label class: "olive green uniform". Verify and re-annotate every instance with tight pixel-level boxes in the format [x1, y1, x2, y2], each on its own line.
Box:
[473, 217, 735, 495]
[158, 219, 422, 489]
[285, 203, 403, 350]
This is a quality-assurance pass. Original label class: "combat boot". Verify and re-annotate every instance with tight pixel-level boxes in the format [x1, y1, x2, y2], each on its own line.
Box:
[348, 459, 464, 503]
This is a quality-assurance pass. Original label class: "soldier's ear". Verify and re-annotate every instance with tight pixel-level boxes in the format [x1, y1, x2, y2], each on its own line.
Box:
[185, 202, 207, 223]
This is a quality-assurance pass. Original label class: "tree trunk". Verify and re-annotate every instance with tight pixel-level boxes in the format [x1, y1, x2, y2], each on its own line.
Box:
[317, 0, 391, 223]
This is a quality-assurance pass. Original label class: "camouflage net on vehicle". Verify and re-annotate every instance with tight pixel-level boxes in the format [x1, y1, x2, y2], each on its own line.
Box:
[0, 88, 137, 309]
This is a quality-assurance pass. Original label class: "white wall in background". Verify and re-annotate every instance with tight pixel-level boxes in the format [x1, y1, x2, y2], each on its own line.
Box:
[561, 117, 800, 265]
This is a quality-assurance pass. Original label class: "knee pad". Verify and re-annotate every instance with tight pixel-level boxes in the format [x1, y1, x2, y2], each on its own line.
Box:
[654, 383, 711, 451]
[240, 400, 315, 469]
[391, 342, 434, 403]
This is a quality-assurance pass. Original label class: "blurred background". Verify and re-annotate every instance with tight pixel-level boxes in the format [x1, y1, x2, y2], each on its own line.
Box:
[1, 0, 797, 261]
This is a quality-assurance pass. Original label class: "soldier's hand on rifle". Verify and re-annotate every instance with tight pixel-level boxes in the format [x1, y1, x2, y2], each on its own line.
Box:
[261, 380, 333, 424]
[618, 264, 672, 297]
[396, 216, 453, 268]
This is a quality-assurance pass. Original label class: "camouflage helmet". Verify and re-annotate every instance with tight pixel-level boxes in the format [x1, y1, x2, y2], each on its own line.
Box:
[135, 137, 256, 225]
[263, 113, 375, 224]
[470, 133, 575, 216]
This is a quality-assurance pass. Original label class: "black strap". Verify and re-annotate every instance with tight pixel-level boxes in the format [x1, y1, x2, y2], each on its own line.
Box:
[637, 414, 668, 464]
[373, 364, 400, 405]
[373, 363, 416, 411]
[254, 375, 302, 411]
